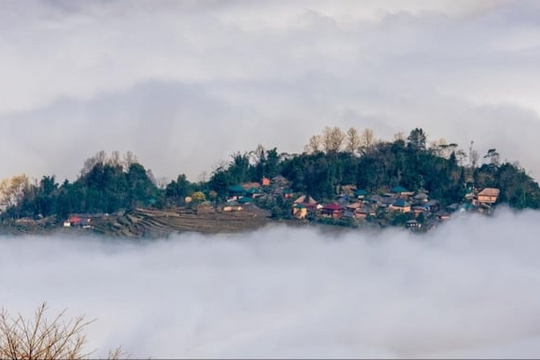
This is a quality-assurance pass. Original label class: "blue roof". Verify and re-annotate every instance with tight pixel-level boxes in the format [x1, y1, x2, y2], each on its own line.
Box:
[392, 186, 410, 193]
[393, 199, 410, 207]
[228, 185, 246, 193]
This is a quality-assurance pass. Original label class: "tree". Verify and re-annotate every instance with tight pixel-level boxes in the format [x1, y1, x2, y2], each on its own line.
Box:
[407, 128, 427, 151]
[345, 127, 361, 153]
[0, 174, 29, 210]
[0, 303, 125, 360]
[304, 135, 322, 154]
[322, 126, 345, 153]
[191, 191, 206, 203]
[484, 148, 500, 168]
[469, 141, 480, 168]
[360, 128, 375, 150]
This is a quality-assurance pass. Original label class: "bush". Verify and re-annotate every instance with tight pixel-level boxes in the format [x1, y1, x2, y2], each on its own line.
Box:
[0, 303, 125, 360]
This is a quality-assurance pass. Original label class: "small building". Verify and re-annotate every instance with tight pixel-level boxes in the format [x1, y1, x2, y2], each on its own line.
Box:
[355, 206, 374, 219]
[413, 192, 429, 204]
[390, 199, 411, 213]
[261, 177, 271, 187]
[354, 189, 369, 199]
[223, 201, 243, 212]
[294, 195, 318, 205]
[391, 186, 414, 198]
[426, 200, 440, 213]
[227, 185, 246, 198]
[477, 188, 500, 204]
[321, 203, 344, 218]
[406, 219, 421, 229]
[293, 204, 308, 219]
[435, 210, 451, 221]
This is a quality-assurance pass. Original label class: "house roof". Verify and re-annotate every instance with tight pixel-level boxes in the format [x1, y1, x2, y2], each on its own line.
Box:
[391, 186, 410, 193]
[294, 195, 318, 204]
[323, 203, 344, 211]
[414, 192, 429, 200]
[238, 197, 255, 204]
[478, 188, 500, 197]
[346, 202, 362, 210]
[354, 189, 368, 196]
[228, 185, 246, 193]
[393, 199, 411, 207]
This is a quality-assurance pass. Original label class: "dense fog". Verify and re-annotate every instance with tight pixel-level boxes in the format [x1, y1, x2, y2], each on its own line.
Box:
[2, 208, 540, 358]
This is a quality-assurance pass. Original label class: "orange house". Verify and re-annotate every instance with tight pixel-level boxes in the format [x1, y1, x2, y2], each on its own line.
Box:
[477, 188, 500, 204]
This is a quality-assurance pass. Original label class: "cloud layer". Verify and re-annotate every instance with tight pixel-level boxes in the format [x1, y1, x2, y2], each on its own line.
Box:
[2, 208, 540, 358]
[1, 0, 540, 182]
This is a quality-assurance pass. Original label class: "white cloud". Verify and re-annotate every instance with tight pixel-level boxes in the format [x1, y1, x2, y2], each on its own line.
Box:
[1, 0, 539, 182]
[2, 208, 540, 358]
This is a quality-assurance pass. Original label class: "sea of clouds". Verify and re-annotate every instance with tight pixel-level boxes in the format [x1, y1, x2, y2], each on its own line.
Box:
[2, 207, 540, 358]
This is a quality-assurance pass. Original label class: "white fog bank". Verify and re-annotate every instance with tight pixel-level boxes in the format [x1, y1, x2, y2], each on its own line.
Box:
[2, 208, 540, 358]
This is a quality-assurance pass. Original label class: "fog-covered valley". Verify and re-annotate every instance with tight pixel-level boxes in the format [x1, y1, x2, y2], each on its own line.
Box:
[2, 208, 540, 358]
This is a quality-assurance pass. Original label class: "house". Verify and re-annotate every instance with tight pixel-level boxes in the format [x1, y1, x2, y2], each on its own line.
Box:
[245, 187, 262, 198]
[412, 205, 429, 216]
[355, 206, 374, 219]
[336, 194, 350, 204]
[354, 189, 369, 199]
[477, 188, 500, 205]
[406, 219, 421, 229]
[227, 185, 246, 198]
[64, 215, 91, 228]
[293, 204, 308, 219]
[413, 192, 429, 204]
[391, 186, 414, 198]
[435, 210, 451, 221]
[390, 199, 411, 213]
[426, 200, 440, 213]
[294, 195, 318, 205]
[238, 196, 255, 205]
[241, 182, 261, 190]
[321, 203, 344, 218]
[345, 202, 363, 211]
[223, 201, 243, 212]
[271, 175, 289, 187]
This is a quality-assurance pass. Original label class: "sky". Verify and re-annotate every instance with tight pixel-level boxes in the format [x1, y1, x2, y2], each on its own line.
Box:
[1, 0, 540, 183]
[2, 208, 540, 358]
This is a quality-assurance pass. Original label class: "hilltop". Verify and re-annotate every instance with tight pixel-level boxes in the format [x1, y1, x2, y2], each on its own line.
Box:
[1, 127, 539, 236]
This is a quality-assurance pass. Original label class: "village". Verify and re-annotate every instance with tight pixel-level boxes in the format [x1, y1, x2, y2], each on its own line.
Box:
[58, 173, 501, 234]
[217, 175, 501, 232]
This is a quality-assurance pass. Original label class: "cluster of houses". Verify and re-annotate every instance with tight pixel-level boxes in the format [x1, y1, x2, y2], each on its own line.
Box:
[292, 185, 501, 230]
[222, 175, 501, 231]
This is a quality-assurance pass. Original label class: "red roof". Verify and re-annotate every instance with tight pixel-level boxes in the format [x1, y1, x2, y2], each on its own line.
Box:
[323, 203, 343, 211]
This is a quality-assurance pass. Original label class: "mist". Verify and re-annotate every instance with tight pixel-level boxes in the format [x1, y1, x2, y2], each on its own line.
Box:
[2, 0, 540, 182]
[2, 208, 540, 358]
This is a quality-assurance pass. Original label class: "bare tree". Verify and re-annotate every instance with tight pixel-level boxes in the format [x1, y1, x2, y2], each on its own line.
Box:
[122, 151, 138, 171]
[0, 174, 29, 209]
[304, 135, 322, 154]
[322, 126, 345, 153]
[393, 131, 405, 142]
[0, 303, 126, 360]
[345, 127, 361, 153]
[469, 141, 479, 168]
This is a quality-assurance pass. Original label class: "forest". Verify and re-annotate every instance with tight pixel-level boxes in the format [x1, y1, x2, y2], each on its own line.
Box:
[1, 127, 539, 223]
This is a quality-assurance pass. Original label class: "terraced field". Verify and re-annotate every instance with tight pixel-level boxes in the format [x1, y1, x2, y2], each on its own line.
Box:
[91, 207, 271, 238]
